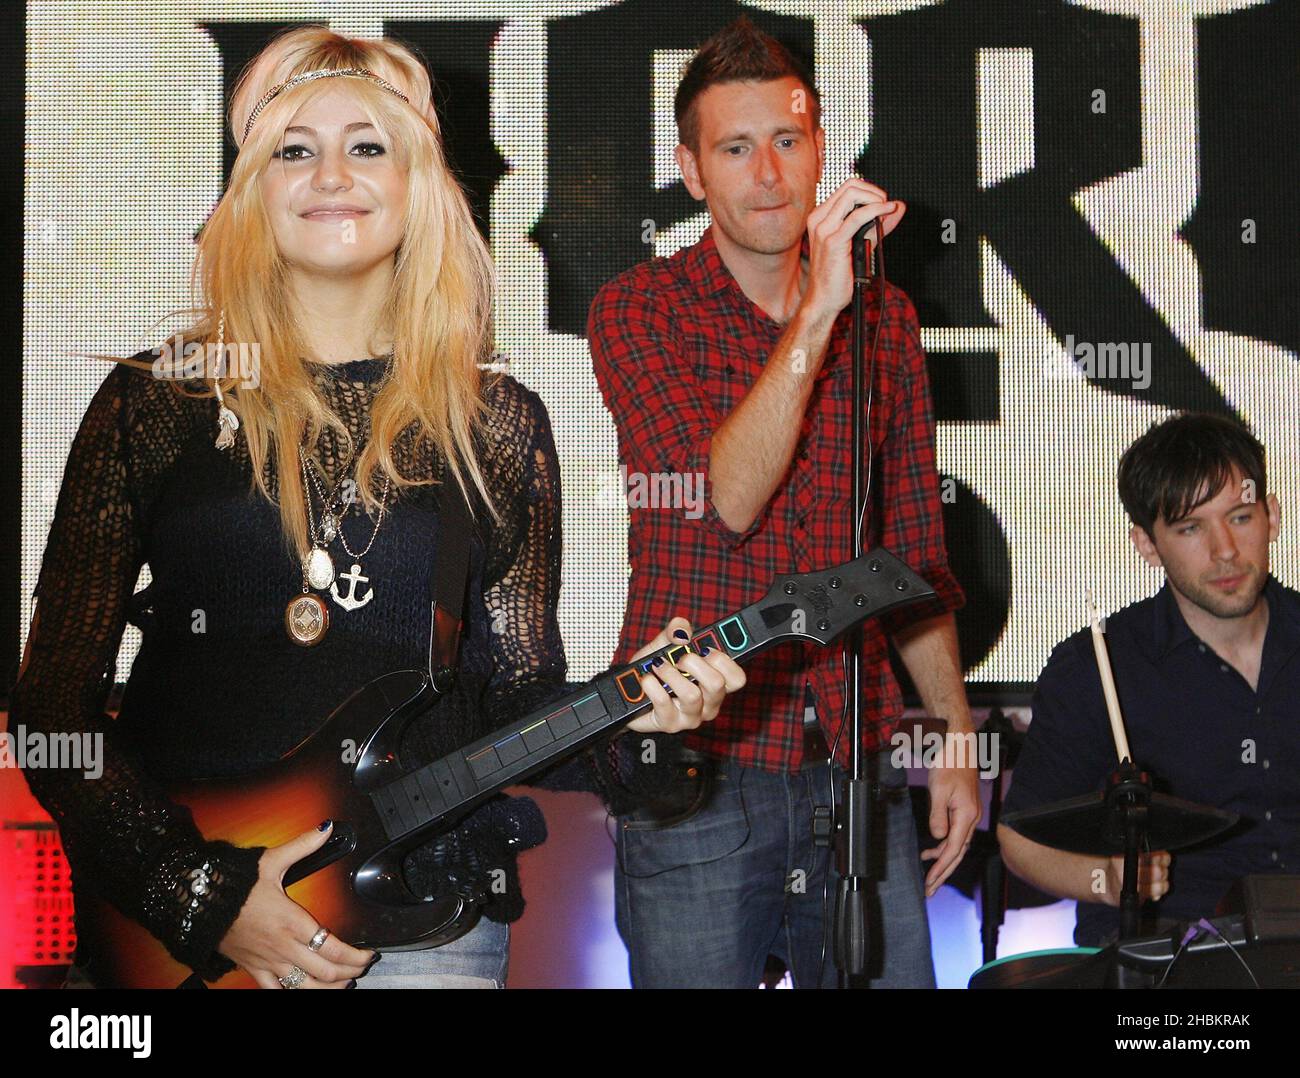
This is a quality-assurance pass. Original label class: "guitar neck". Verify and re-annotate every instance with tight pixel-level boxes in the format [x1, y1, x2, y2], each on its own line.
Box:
[369, 546, 935, 843]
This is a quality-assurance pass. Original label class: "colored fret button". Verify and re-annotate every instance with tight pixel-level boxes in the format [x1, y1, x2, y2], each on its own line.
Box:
[666, 644, 693, 676]
[693, 627, 721, 654]
[573, 695, 609, 726]
[521, 720, 556, 752]
[495, 735, 527, 766]
[468, 747, 502, 780]
[716, 616, 749, 650]
[548, 709, 580, 738]
[616, 669, 646, 703]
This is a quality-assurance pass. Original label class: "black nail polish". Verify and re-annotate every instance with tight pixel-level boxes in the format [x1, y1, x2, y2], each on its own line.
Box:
[700, 645, 712, 656]
[673, 629, 689, 640]
[318, 819, 332, 831]
[652, 656, 665, 667]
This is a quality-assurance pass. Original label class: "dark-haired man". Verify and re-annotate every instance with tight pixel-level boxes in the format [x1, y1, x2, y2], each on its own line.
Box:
[1000, 413, 1299, 945]
[588, 17, 978, 988]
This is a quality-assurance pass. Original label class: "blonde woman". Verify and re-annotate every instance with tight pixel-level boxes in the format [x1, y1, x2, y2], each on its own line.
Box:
[12, 26, 743, 989]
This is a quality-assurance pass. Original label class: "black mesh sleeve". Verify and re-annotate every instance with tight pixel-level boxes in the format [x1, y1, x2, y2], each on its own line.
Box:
[8, 365, 264, 981]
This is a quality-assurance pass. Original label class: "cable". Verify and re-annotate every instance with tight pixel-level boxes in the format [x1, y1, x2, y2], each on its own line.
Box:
[1154, 917, 1262, 989]
[1154, 922, 1198, 989]
[1199, 918, 1262, 989]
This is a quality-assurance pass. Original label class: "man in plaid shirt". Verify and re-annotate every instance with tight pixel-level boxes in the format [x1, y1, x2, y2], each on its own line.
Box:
[588, 18, 980, 987]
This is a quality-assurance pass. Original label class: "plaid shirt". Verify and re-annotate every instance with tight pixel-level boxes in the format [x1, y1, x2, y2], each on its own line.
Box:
[588, 225, 965, 773]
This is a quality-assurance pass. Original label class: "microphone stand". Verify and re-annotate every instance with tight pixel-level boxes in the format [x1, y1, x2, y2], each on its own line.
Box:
[979, 707, 1020, 964]
[831, 217, 886, 986]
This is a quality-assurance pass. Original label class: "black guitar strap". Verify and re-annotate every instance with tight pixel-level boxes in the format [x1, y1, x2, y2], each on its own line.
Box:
[427, 471, 472, 695]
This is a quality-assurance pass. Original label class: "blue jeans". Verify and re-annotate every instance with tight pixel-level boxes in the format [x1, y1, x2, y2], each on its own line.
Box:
[354, 916, 508, 988]
[63, 914, 509, 989]
[615, 748, 935, 988]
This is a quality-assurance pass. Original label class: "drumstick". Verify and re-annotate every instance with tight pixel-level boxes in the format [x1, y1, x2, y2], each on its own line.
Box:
[1086, 590, 1133, 764]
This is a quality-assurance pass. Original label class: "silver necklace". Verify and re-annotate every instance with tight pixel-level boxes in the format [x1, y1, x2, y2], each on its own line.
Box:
[298, 446, 350, 590]
[287, 442, 391, 644]
[300, 447, 391, 591]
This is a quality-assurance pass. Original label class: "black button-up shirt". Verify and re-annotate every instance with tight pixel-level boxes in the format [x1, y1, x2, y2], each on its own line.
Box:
[1003, 575, 1300, 945]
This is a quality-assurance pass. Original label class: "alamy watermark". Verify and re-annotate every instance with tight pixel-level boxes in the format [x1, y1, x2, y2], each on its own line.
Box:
[49, 1009, 150, 1057]
[890, 724, 1001, 779]
[152, 332, 261, 389]
[0, 725, 103, 780]
[1050, 334, 1151, 390]
[620, 464, 704, 519]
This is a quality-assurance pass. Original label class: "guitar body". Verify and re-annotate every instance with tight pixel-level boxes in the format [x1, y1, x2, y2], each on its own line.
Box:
[71, 547, 937, 988]
[77, 669, 480, 989]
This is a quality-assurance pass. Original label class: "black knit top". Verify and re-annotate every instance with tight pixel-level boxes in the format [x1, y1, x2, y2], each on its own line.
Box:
[9, 352, 653, 982]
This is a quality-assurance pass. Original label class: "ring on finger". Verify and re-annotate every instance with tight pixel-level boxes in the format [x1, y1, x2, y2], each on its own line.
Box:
[308, 927, 329, 952]
[279, 965, 307, 989]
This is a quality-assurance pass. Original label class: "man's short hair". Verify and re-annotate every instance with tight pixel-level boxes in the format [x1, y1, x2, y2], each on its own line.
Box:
[674, 16, 821, 155]
[1117, 412, 1267, 535]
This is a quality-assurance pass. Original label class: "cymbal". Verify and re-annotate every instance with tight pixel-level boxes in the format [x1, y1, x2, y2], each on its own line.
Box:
[1001, 790, 1237, 856]
[969, 946, 1113, 989]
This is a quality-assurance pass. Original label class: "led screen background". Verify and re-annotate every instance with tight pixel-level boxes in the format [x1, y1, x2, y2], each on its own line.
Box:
[18, 0, 1298, 695]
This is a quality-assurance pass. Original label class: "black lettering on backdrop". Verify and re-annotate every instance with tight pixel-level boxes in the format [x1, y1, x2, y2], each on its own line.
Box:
[385, 21, 504, 238]
[864, 0, 1225, 415]
[538, 1, 813, 336]
[1185, 0, 1299, 358]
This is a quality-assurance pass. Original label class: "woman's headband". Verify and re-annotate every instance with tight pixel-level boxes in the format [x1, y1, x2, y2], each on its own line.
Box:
[242, 67, 411, 144]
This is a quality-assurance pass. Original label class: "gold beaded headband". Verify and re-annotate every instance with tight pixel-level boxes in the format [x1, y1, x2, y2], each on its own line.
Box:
[242, 67, 411, 143]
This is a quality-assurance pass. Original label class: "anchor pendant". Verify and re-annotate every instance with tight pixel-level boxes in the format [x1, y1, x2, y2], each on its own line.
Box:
[330, 562, 374, 612]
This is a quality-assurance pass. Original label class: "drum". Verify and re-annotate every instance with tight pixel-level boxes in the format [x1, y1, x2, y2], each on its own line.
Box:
[969, 946, 1110, 989]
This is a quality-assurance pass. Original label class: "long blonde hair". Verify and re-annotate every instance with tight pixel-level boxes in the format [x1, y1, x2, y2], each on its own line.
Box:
[85, 26, 500, 565]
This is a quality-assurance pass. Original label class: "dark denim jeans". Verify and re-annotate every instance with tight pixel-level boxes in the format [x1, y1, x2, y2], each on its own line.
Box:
[615, 748, 935, 988]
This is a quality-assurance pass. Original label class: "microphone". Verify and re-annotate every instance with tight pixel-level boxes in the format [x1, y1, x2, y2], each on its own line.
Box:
[850, 210, 881, 284]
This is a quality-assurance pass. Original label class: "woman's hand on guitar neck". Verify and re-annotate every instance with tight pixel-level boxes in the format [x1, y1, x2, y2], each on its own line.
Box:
[217, 822, 378, 989]
[624, 617, 746, 734]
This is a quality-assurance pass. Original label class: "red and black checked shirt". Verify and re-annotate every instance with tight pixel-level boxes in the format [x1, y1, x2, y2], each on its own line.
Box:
[588, 225, 965, 773]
